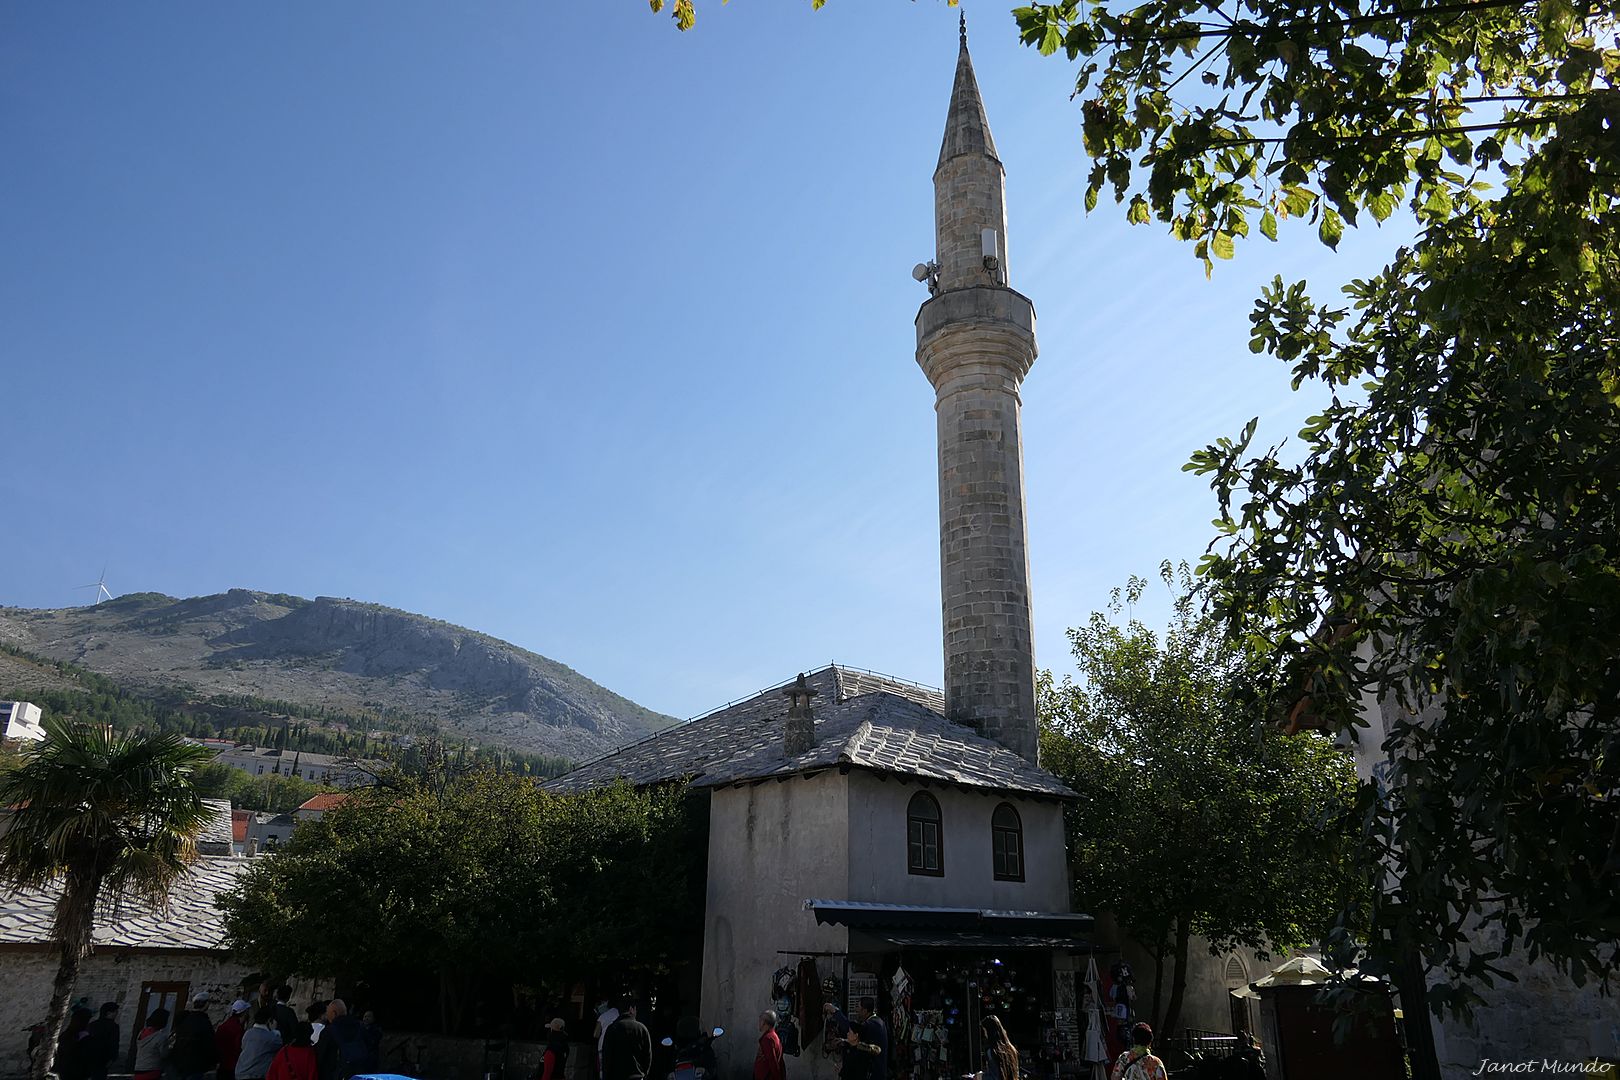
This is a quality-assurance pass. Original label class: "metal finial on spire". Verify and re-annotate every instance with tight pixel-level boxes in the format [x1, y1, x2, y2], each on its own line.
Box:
[959, 8, 968, 46]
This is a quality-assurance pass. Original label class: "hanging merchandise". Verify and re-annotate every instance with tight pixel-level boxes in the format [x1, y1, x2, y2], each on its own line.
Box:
[1106, 960, 1136, 1061]
[780, 1015, 802, 1057]
[793, 957, 823, 1053]
[890, 965, 914, 1045]
[1081, 958, 1108, 1078]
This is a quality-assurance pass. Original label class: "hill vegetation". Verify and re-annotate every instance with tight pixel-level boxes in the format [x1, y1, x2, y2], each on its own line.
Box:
[0, 589, 676, 763]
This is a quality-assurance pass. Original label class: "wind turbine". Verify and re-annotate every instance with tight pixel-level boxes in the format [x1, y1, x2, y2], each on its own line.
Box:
[78, 567, 112, 605]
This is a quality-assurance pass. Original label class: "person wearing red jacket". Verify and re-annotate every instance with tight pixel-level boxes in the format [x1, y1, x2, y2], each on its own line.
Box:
[216, 1001, 250, 1080]
[754, 1012, 785, 1080]
[267, 1024, 319, 1080]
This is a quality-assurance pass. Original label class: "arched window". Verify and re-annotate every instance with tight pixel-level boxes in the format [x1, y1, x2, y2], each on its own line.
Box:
[907, 791, 944, 876]
[991, 803, 1024, 881]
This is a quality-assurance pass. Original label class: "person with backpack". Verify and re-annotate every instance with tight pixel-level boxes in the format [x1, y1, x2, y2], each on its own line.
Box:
[1108, 1023, 1167, 1080]
[268, 1023, 320, 1080]
[316, 999, 369, 1080]
[171, 995, 219, 1080]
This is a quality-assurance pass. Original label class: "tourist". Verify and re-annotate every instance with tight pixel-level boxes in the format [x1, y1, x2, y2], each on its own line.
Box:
[236, 1006, 284, 1080]
[540, 1018, 570, 1080]
[360, 1011, 383, 1069]
[319, 998, 371, 1079]
[171, 994, 220, 1080]
[58, 1005, 97, 1080]
[755, 1011, 785, 1080]
[302, 1003, 327, 1044]
[217, 999, 252, 1080]
[273, 988, 299, 1045]
[601, 996, 652, 1080]
[1108, 1023, 1167, 1080]
[133, 1008, 172, 1080]
[268, 1023, 319, 1080]
[594, 999, 620, 1080]
[87, 1002, 120, 1080]
[977, 1017, 1019, 1080]
[844, 998, 887, 1080]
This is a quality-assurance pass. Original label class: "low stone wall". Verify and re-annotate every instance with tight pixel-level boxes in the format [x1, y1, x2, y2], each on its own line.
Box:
[375, 1034, 592, 1080]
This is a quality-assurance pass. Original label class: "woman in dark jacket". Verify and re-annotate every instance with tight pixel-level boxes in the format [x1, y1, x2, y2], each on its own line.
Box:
[58, 1007, 97, 1080]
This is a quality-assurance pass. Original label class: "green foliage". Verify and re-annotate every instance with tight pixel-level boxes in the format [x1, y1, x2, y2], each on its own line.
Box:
[1010, 0, 1620, 1024]
[194, 762, 333, 813]
[0, 719, 216, 1080]
[218, 772, 706, 1030]
[1011, 0, 1617, 272]
[1039, 563, 1362, 1034]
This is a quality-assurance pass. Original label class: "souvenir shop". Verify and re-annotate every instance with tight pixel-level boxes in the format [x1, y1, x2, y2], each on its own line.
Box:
[772, 902, 1118, 1080]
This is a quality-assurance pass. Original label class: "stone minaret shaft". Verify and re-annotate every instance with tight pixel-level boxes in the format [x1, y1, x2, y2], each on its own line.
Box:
[915, 22, 1040, 763]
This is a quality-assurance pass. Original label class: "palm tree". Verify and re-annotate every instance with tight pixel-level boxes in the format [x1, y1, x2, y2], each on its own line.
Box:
[0, 718, 215, 1080]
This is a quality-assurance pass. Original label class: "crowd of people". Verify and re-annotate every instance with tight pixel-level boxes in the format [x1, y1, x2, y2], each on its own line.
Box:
[49, 987, 384, 1080]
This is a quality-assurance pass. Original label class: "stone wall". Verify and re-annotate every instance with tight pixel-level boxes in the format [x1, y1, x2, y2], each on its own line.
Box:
[1431, 938, 1619, 1077]
[0, 946, 258, 1078]
[844, 772, 1068, 913]
[700, 775, 851, 1080]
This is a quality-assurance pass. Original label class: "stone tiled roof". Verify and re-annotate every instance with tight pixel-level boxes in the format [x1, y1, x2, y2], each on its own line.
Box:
[0, 857, 248, 952]
[0, 800, 246, 951]
[545, 665, 1072, 798]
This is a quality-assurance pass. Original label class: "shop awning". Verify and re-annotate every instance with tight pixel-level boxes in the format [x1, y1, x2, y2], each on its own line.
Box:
[876, 931, 1089, 951]
[805, 899, 1093, 938]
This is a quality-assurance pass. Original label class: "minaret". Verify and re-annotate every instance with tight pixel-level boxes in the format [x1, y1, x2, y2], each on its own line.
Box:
[916, 16, 1041, 763]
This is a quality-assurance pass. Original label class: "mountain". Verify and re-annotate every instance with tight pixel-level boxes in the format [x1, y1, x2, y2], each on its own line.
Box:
[0, 590, 676, 761]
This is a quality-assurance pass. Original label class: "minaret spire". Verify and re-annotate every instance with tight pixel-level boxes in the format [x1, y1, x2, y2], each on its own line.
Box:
[934, 23, 1004, 288]
[915, 30, 1041, 764]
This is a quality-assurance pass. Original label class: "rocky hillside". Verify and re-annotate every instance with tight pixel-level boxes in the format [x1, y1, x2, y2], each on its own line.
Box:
[0, 590, 674, 760]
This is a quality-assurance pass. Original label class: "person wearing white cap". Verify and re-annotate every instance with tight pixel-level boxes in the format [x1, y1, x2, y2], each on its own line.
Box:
[217, 999, 253, 1080]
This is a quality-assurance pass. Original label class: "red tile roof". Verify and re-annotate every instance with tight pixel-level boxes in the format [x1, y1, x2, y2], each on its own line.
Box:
[231, 809, 249, 843]
[297, 793, 350, 813]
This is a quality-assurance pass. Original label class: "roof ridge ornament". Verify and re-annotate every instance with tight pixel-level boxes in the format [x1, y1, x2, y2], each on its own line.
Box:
[960, 8, 967, 47]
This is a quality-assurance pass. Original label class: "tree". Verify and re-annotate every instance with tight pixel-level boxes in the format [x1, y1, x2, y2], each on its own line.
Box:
[193, 761, 334, 813]
[218, 770, 705, 1032]
[1039, 564, 1362, 1036]
[0, 719, 215, 1080]
[1005, 0, 1619, 1046]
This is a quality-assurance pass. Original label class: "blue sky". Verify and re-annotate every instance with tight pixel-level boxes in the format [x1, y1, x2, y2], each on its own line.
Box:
[2, 1, 1410, 720]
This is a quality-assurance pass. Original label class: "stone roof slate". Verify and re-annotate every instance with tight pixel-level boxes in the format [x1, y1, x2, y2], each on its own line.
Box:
[546, 665, 1072, 798]
[0, 800, 246, 951]
[0, 857, 248, 952]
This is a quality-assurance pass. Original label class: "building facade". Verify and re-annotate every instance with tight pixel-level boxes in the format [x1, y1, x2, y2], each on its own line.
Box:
[0, 701, 45, 743]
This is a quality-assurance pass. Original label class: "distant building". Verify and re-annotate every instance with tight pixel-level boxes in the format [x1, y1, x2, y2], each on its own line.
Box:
[192, 742, 372, 787]
[244, 810, 298, 851]
[0, 701, 45, 743]
[295, 792, 350, 819]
